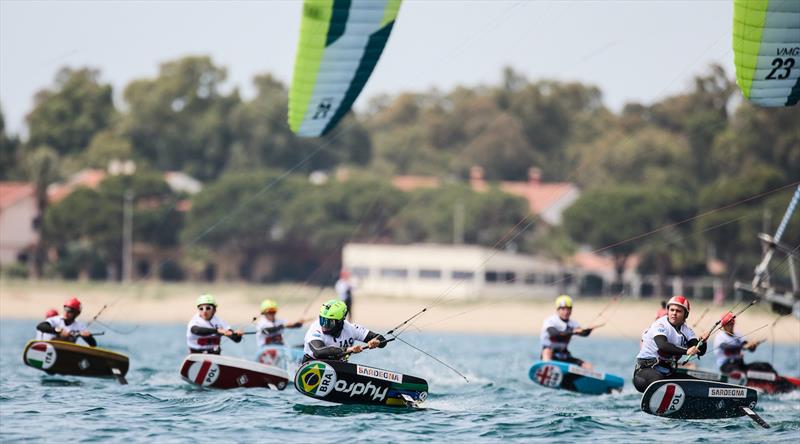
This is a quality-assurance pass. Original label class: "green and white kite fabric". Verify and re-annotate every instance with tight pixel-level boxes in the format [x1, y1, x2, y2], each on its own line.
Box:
[289, 0, 402, 137]
[733, 0, 800, 107]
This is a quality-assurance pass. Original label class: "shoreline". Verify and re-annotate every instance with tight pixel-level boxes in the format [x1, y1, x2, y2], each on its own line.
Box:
[1, 279, 798, 344]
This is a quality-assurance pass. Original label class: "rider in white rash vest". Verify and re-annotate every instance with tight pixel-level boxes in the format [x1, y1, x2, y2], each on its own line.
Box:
[633, 295, 709, 392]
[36, 298, 97, 346]
[540, 295, 593, 368]
[186, 294, 242, 354]
[302, 299, 387, 363]
[713, 311, 772, 374]
[35, 308, 59, 340]
[255, 299, 304, 347]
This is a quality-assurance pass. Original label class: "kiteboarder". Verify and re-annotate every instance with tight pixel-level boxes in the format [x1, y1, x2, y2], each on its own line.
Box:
[714, 311, 772, 373]
[539, 295, 594, 369]
[654, 300, 668, 319]
[255, 299, 305, 365]
[34, 308, 59, 340]
[256, 299, 305, 346]
[301, 299, 387, 363]
[186, 294, 243, 355]
[35, 298, 97, 346]
[633, 295, 709, 392]
[335, 269, 354, 320]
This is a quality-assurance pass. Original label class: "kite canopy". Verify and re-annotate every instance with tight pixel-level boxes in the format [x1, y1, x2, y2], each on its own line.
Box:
[289, 0, 402, 137]
[733, 0, 800, 107]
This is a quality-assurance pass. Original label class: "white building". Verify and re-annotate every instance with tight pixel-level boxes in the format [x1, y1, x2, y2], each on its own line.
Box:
[342, 243, 568, 299]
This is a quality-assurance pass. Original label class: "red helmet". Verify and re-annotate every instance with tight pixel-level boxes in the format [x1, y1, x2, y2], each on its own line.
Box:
[721, 312, 736, 327]
[666, 295, 690, 317]
[45, 308, 58, 318]
[63, 297, 82, 313]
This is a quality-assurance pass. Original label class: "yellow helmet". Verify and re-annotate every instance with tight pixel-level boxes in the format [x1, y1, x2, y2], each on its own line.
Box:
[260, 299, 278, 313]
[555, 295, 573, 309]
[196, 294, 217, 307]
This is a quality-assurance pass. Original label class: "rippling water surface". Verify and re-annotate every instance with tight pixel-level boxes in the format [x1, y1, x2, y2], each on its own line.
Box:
[1, 319, 798, 442]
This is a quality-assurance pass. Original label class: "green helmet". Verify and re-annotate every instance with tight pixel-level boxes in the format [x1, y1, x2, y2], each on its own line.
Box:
[319, 299, 347, 335]
[260, 299, 278, 313]
[320, 299, 348, 320]
[196, 293, 217, 307]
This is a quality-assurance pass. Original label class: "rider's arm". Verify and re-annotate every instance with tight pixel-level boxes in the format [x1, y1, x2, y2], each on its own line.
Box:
[364, 331, 388, 348]
[229, 332, 243, 343]
[686, 337, 707, 356]
[262, 325, 285, 334]
[654, 335, 688, 355]
[37, 322, 57, 334]
[718, 341, 740, 352]
[546, 327, 573, 340]
[308, 339, 346, 360]
[82, 334, 97, 347]
[575, 328, 592, 337]
[190, 326, 218, 335]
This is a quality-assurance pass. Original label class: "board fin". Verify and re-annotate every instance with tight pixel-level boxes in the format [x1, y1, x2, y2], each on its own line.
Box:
[740, 406, 770, 429]
[400, 394, 416, 408]
[111, 367, 128, 385]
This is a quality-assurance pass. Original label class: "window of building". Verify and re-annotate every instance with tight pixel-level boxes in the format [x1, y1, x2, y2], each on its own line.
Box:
[452, 270, 474, 281]
[485, 271, 498, 282]
[503, 271, 516, 284]
[380, 268, 408, 279]
[524, 273, 537, 284]
[418, 269, 441, 279]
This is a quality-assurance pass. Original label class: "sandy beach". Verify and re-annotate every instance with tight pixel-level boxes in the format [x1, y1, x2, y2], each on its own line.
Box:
[1, 279, 798, 344]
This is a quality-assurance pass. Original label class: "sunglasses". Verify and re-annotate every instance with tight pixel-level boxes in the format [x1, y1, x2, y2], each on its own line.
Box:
[198, 305, 215, 312]
[64, 307, 78, 314]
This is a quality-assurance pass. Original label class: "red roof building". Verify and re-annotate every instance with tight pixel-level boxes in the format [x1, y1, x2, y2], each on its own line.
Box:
[0, 182, 38, 265]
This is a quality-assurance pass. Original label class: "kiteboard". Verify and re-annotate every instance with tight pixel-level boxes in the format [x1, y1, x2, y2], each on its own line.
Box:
[528, 361, 624, 395]
[640, 379, 768, 427]
[294, 360, 428, 408]
[22, 340, 129, 384]
[255, 345, 304, 367]
[180, 354, 289, 390]
[729, 369, 800, 394]
[675, 367, 800, 394]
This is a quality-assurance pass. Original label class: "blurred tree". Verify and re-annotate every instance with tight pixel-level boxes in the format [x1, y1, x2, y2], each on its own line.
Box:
[391, 184, 530, 247]
[81, 129, 135, 169]
[569, 126, 695, 190]
[697, 166, 794, 293]
[282, 176, 407, 263]
[506, 79, 606, 179]
[0, 105, 21, 180]
[44, 171, 179, 280]
[181, 170, 309, 280]
[563, 185, 693, 286]
[23, 146, 60, 277]
[640, 65, 735, 182]
[711, 104, 800, 180]
[227, 74, 373, 175]
[122, 56, 238, 181]
[26, 67, 114, 156]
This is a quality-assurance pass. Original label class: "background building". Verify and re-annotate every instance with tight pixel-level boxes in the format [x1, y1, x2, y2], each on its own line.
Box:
[0, 182, 37, 266]
[342, 243, 569, 299]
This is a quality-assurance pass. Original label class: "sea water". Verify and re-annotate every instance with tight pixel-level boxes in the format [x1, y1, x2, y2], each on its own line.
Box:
[1, 319, 798, 442]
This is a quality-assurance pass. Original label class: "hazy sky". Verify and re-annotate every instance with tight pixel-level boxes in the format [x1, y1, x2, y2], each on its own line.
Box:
[1, 1, 735, 136]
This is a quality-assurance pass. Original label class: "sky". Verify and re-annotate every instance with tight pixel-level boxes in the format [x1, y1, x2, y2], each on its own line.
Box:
[0, 0, 736, 136]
